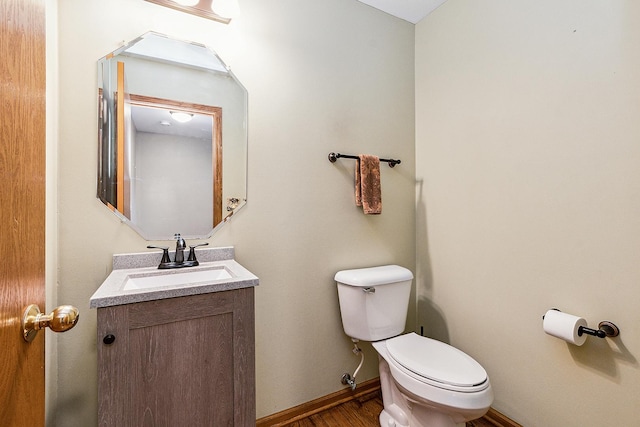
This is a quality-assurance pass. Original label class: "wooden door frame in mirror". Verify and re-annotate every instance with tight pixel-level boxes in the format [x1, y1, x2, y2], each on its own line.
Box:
[125, 94, 223, 228]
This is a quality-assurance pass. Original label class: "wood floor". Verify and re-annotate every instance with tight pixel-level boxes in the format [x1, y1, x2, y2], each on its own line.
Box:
[285, 389, 495, 427]
[286, 390, 381, 426]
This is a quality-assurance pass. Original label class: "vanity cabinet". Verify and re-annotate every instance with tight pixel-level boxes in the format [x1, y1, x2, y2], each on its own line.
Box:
[97, 287, 255, 426]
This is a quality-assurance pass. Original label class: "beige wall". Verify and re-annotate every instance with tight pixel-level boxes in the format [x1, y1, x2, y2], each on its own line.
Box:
[52, 0, 414, 425]
[416, 1, 640, 425]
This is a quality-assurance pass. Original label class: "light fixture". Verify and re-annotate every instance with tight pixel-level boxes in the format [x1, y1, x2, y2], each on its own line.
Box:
[211, 0, 240, 19]
[144, 0, 233, 24]
[172, 0, 198, 6]
[170, 111, 194, 123]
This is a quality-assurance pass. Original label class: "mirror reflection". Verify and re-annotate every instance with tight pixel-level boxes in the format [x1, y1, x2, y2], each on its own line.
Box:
[97, 32, 247, 240]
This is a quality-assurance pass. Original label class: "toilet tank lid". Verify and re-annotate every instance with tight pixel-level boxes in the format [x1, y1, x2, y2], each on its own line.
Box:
[335, 265, 413, 287]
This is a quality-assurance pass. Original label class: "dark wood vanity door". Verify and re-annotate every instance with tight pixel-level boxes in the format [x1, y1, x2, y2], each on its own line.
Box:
[97, 288, 255, 426]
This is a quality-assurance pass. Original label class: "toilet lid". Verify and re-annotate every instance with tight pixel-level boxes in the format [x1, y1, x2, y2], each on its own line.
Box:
[386, 333, 487, 388]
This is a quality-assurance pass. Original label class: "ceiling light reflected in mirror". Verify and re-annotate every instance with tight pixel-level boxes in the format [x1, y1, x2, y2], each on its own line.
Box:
[170, 111, 194, 123]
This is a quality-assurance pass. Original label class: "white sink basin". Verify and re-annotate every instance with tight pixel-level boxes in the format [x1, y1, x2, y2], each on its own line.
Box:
[122, 267, 233, 291]
[90, 248, 259, 308]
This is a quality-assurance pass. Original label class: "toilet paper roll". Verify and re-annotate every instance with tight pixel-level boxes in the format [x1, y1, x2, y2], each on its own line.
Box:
[543, 309, 588, 346]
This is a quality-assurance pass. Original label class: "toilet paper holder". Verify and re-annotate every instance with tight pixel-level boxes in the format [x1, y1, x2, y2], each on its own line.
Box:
[578, 321, 619, 338]
[543, 309, 620, 339]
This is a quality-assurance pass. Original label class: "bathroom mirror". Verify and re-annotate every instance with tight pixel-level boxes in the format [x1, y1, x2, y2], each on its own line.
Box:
[97, 32, 247, 240]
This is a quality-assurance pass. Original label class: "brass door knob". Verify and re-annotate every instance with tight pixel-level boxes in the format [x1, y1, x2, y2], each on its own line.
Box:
[22, 304, 80, 342]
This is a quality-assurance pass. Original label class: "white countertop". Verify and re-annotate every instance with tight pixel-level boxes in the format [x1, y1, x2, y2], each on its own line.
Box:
[90, 247, 259, 308]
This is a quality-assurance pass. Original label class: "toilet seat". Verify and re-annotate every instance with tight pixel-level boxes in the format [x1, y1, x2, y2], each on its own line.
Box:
[384, 333, 488, 392]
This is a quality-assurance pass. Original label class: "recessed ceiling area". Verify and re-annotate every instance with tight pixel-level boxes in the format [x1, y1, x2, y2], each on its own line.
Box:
[357, 0, 447, 24]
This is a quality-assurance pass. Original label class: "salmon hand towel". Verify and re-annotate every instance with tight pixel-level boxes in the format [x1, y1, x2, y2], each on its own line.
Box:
[355, 154, 382, 214]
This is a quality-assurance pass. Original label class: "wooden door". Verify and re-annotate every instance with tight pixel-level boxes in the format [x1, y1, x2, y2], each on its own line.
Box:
[0, 0, 47, 426]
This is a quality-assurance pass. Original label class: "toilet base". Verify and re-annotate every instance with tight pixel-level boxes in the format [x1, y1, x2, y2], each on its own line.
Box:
[376, 353, 484, 427]
[380, 408, 407, 427]
[378, 400, 463, 427]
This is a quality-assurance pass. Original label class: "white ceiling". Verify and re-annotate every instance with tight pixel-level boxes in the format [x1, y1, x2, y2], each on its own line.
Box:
[357, 0, 446, 24]
[131, 105, 213, 140]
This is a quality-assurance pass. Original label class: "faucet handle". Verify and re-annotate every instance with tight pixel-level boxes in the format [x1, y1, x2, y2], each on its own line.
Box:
[187, 243, 209, 262]
[147, 245, 171, 264]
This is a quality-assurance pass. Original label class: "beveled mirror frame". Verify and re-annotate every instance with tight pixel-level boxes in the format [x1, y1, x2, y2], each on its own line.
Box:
[97, 32, 248, 240]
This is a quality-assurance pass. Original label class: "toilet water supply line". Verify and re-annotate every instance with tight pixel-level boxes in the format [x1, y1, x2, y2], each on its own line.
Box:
[341, 340, 365, 391]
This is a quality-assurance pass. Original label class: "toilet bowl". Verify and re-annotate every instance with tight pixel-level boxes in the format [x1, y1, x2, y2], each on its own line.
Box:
[335, 265, 493, 427]
[374, 333, 493, 427]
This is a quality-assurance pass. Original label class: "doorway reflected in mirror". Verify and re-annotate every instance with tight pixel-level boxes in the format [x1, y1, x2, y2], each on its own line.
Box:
[97, 32, 247, 240]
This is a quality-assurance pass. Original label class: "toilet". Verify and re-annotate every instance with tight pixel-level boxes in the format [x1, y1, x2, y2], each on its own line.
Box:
[335, 265, 493, 427]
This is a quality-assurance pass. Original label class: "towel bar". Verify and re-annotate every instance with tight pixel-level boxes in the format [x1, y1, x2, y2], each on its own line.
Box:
[328, 152, 401, 168]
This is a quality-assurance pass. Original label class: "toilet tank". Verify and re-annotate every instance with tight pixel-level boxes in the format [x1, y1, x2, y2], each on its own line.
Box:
[335, 265, 413, 341]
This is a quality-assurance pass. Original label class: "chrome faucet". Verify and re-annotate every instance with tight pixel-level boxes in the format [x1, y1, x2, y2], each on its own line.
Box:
[174, 233, 186, 263]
